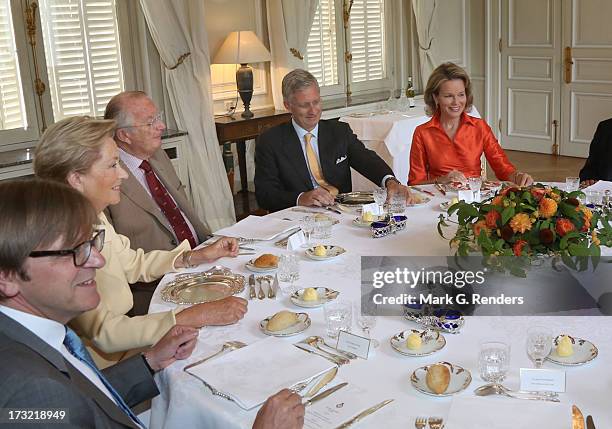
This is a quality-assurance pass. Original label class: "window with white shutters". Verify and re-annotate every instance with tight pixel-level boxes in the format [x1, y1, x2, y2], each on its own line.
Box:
[39, 0, 124, 120]
[348, 0, 385, 83]
[305, 0, 338, 87]
[0, 0, 27, 131]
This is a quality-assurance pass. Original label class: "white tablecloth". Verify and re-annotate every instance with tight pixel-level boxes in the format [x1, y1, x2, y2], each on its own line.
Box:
[340, 106, 480, 190]
[148, 186, 611, 429]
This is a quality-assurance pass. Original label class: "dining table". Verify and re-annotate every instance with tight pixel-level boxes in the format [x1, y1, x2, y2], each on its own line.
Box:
[148, 183, 611, 429]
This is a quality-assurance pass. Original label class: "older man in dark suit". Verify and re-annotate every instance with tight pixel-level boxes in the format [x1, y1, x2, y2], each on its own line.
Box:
[0, 179, 305, 429]
[255, 69, 414, 212]
[579, 118, 612, 186]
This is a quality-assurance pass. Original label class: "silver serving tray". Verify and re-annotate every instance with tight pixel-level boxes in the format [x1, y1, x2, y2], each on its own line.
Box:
[336, 191, 375, 205]
[161, 271, 245, 304]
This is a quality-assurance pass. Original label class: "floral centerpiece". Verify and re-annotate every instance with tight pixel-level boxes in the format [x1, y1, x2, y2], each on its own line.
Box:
[437, 184, 612, 276]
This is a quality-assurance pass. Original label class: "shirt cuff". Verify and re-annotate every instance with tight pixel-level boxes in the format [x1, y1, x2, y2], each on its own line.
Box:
[381, 175, 397, 187]
[296, 192, 304, 206]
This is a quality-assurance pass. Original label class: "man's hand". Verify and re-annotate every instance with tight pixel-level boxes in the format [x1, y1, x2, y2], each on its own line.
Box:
[143, 325, 198, 371]
[192, 237, 239, 264]
[439, 169, 468, 184]
[581, 179, 598, 188]
[298, 188, 335, 207]
[176, 296, 248, 328]
[510, 171, 534, 187]
[252, 389, 305, 429]
[385, 179, 419, 205]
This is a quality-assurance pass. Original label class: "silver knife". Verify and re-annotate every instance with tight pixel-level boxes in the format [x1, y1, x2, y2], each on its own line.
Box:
[334, 399, 394, 429]
[304, 382, 347, 407]
[269, 274, 278, 299]
[586, 415, 596, 429]
[248, 274, 256, 300]
[257, 277, 265, 300]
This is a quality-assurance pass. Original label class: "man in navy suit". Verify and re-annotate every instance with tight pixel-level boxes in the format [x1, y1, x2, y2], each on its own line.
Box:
[579, 118, 612, 186]
[255, 69, 414, 212]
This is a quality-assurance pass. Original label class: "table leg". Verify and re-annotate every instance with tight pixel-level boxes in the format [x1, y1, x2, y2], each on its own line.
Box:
[236, 139, 247, 193]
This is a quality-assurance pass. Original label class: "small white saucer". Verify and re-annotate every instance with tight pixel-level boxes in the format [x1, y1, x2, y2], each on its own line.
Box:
[259, 313, 311, 337]
[290, 287, 339, 308]
[390, 329, 446, 357]
[546, 335, 598, 366]
[410, 362, 472, 396]
[305, 245, 346, 261]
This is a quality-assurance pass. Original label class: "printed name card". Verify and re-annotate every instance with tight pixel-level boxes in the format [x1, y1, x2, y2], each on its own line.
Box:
[519, 368, 566, 392]
[457, 189, 481, 203]
[336, 330, 371, 359]
[287, 230, 306, 251]
[362, 202, 383, 216]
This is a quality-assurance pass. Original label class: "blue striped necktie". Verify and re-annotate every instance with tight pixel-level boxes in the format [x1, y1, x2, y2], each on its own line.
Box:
[63, 328, 144, 427]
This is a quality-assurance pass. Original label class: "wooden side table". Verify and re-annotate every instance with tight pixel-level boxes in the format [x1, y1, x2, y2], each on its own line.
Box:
[215, 107, 292, 194]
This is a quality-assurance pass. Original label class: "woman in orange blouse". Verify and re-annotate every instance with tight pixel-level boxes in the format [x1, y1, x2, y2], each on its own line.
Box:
[409, 62, 533, 186]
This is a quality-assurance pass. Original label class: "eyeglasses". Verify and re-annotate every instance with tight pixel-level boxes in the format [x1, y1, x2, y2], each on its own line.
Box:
[117, 111, 164, 130]
[29, 230, 105, 267]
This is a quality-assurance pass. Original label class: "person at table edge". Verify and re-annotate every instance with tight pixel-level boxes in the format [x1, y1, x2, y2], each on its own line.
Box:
[0, 179, 305, 429]
[255, 68, 415, 212]
[579, 117, 612, 187]
[408, 62, 533, 187]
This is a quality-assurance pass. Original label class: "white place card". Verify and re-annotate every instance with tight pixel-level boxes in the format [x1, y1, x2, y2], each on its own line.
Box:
[336, 330, 371, 359]
[287, 230, 306, 250]
[361, 202, 383, 216]
[519, 368, 566, 393]
[457, 189, 473, 203]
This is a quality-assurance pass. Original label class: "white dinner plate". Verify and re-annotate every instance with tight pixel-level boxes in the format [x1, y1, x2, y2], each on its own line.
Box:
[546, 335, 598, 366]
[390, 329, 446, 357]
[259, 312, 311, 337]
[290, 287, 339, 308]
[245, 257, 278, 273]
[410, 362, 472, 397]
[305, 245, 346, 261]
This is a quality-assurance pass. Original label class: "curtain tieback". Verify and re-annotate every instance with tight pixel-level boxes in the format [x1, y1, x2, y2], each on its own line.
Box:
[165, 52, 191, 70]
[289, 48, 303, 60]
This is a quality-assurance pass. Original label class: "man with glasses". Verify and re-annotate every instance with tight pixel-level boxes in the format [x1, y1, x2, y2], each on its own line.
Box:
[0, 179, 306, 429]
[104, 91, 210, 315]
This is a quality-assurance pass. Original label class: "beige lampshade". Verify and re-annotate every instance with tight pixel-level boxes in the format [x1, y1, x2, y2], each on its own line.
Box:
[212, 30, 272, 65]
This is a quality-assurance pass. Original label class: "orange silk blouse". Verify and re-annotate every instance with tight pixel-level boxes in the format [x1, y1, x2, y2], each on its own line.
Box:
[408, 112, 516, 184]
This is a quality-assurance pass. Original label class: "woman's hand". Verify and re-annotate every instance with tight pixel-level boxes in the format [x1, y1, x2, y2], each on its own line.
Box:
[510, 171, 534, 187]
[438, 169, 467, 184]
[190, 237, 239, 265]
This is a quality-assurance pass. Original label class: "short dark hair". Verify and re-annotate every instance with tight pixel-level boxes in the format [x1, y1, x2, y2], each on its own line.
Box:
[282, 69, 319, 102]
[0, 179, 97, 282]
[423, 62, 474, 116]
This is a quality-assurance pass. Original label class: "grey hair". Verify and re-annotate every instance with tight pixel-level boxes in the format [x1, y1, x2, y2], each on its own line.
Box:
[282, 69, 319, 102]
[104, 90, 148, 129]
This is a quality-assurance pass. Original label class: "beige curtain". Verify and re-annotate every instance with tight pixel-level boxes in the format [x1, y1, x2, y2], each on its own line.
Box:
[266, 0, 318, 110]
[139, 0, 235, 232]
[411, 0, 439, 88]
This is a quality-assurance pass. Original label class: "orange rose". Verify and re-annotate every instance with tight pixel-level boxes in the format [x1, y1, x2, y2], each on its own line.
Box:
[555, 218, 575, 237]
[485, 210, 501, 228]
[509, 213, 532, 234]
[538, 198, 558, 218]
[578, 205, 593, 222]
[491, 195, 504, 206]
[513, 239, 529, 256]
[473, 220, 490, 238]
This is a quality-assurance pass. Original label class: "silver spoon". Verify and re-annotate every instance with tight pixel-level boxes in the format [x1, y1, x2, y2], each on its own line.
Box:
[183, 341, 246, 371]
[305, 336, 357, 360]
[474, 384, 559, 402]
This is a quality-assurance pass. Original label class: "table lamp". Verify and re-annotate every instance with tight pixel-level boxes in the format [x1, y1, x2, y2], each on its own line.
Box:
[213, 30, 272, 118]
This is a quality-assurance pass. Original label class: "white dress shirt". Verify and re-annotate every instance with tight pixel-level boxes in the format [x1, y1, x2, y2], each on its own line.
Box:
[119, 148, 199, 245]
[0, 305, 117, 404]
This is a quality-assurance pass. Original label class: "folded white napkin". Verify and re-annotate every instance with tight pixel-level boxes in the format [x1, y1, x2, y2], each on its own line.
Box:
[185, 337, 335, 410]
[584, 180, 612, 193]
[214, 215, 299, 241]
[446, 396, 570, 429]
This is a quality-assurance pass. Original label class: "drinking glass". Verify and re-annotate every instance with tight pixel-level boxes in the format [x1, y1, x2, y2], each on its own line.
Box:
[300, 216, 315, 248]
[324, 300, 352, 339]
[468, 176, 482, 202]
[526, 326, 552, 368]
[277, 253, 300, 295]
[565, 177, 580, 192]
[388, 192, 406, 215]
[312, 219, 333, 239]
[478, 341, 511, 384]
[354, 302, 379, 348]
[585, 190, 603, 207]
[373, 187, 387, 215]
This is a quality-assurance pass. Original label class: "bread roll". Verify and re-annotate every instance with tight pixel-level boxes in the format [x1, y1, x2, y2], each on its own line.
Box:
[253, 253, 278, 268]
[425, 364, 450, 394]
[266, 311, 299, 331]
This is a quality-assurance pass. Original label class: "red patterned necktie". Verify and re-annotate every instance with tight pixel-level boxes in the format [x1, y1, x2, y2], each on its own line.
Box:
[139, 160, 197, 248]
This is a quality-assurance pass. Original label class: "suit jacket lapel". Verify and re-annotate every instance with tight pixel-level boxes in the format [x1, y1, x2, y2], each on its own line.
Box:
[282, 123, 313, 190]
[119, 161, 174, 235]
[316, 121, 337, 181]
[0, 313, 138, 428]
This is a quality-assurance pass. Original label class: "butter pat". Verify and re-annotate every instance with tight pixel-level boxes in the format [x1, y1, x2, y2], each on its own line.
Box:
[362, 211, 375, 222]
[451, 197, 459, 205]
[556, 336, 573, 357]
[302, 287, 318, 301]
[406, 332, 422, 350]
[314, 245, 327, 257]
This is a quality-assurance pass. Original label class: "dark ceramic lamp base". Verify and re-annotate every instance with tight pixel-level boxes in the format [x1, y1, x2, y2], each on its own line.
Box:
[236, 63, 254, 118]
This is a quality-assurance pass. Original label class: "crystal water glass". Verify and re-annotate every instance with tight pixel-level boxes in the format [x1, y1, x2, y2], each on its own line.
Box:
[468, 176, 482, 202]
[312, 219, 333, 239]
[354, 302, 379, 348]
[585, 190, 603, 207]
[526, 326, 552, 368]
[566, 177, 580, 192]
[277, 253, 300, 295]
[478, 341, 511, 384]
[324, 300, 352, 339]
[373, 187, 387, 215]
[388, 192, 406, 215]
[300, 216, 315, 248]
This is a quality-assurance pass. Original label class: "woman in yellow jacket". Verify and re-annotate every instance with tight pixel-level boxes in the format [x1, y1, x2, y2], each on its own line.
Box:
[34, 116, 248, 367]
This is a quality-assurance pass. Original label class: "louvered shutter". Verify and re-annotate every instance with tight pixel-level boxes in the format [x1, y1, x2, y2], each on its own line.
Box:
[39, 0, 124, 120]
[0, 0, 26, 130]
[305, 0, 338, 87]
[349, 0, 385, 83]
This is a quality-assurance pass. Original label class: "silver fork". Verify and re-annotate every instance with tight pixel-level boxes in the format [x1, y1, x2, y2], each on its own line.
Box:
[257, 277, 266, 300]
[428, 417, 444, 429]
[414, 417, 427, 429]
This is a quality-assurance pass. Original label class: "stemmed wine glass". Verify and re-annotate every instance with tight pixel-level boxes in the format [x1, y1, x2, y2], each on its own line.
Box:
[468, 176, 482, 203]
[373, 187, 387, 216]
[478, 341, 511, 385]
[526, 326, 552, 368]
[300, 216, 315, 248]
[354, 301, 379, 348]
